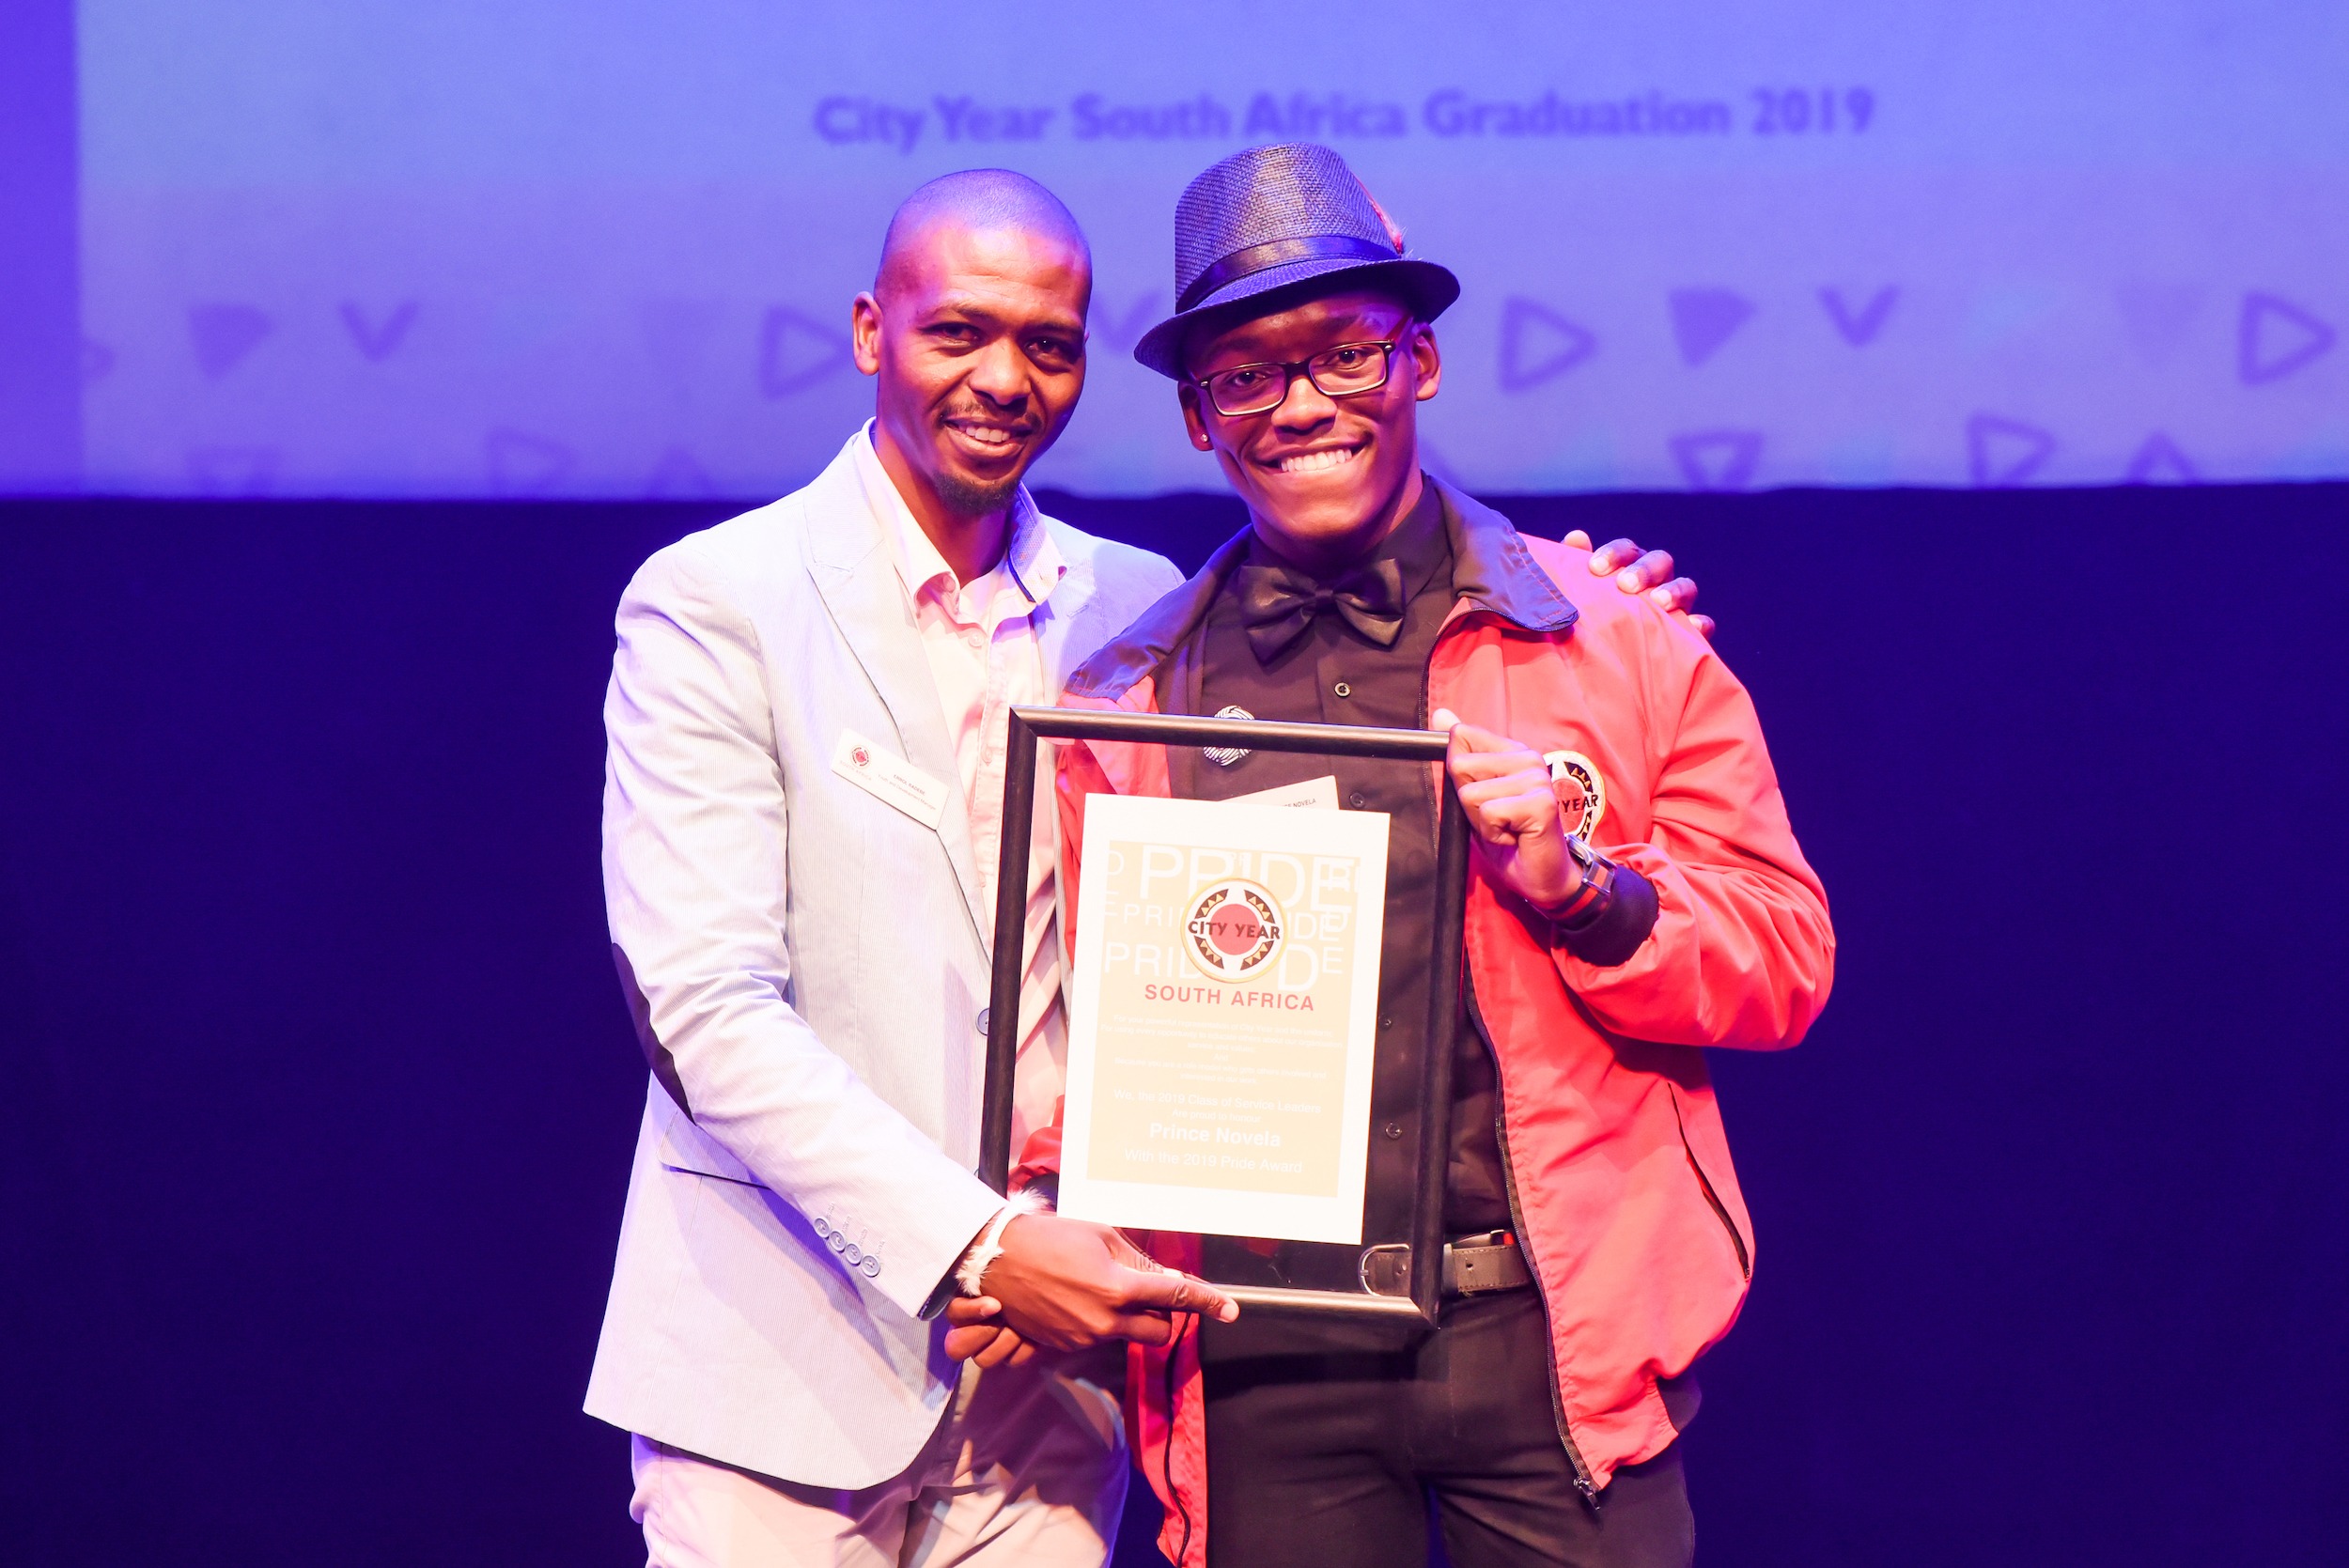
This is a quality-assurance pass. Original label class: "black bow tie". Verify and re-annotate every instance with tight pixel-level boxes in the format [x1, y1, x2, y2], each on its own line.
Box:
[1235, 556, 1408, 663]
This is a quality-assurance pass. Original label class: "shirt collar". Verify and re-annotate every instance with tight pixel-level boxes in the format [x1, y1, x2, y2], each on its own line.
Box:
[1065, 475, 1574, 704]
[852, 421, 1066, 610]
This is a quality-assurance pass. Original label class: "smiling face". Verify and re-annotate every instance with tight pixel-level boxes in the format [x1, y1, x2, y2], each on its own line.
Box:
[1179, 287, 1441, 571]
[853, 218, 1090, 526]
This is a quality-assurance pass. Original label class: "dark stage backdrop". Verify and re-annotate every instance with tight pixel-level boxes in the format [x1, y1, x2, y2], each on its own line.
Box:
[2, 481, 2343, 1567]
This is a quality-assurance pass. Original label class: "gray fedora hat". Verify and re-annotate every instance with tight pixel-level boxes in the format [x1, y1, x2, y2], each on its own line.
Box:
[1133, 142, 1461, 380]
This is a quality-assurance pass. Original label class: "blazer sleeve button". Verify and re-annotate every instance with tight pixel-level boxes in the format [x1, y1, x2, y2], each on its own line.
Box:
[861, 1256, 881, 1278]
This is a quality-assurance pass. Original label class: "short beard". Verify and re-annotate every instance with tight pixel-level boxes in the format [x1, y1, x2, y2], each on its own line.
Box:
[932, 465, 1023, 518]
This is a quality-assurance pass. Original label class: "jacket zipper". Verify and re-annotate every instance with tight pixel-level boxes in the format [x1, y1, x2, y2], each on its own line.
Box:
[1479, 999, 1600, 1501]
[1428, 605, 1597, 1502]
[1672, 1090, 1752, 1281]
[1431, 597, 1597, 1499]
[1696, 1170, 1752, 1280]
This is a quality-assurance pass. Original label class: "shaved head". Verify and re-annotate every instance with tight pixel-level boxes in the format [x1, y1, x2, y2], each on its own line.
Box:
[876, 169, 1091, 300]
[851, 169, 1092, 559]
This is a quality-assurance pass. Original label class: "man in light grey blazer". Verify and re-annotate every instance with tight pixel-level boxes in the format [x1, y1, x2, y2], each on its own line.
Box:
[588, 168, 1702, 1565]
[587, 171, 1240, 1565]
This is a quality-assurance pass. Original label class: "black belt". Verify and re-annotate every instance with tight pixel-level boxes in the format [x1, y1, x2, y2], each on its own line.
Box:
[1441, 1231, 1533, 1296]
[1360, 1232, 1533, 1297]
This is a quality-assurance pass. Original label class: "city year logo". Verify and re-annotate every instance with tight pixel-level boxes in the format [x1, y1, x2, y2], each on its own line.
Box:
[1185, 878, 1286, 982]
[1204, 704, 1255, 768]
[850, 746, 871, 768]
[1544, 751, 1607, 837]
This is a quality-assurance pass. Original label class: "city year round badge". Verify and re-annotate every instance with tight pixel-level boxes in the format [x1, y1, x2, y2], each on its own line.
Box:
[1544, 750, 1607, 838]
[1204, 705, 1254, 767]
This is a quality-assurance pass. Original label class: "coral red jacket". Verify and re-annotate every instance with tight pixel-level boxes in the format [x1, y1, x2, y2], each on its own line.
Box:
[1034, 483, 1834, 1565]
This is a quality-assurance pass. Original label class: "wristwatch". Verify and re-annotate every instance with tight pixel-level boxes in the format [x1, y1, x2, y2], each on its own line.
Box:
[1548, 833, 1619, 929]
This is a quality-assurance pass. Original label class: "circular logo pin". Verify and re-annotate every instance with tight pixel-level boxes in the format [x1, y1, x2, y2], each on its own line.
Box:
[1184, 877, 1286, 982]
[1543, 750, 1607, 838]
[850, 746, 870, 768]
[1204, 704, 1253, 768]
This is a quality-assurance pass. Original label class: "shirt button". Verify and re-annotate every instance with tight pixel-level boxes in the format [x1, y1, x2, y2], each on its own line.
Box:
[1348, 791, 1367, 809]
[1379, 1016, 1393, 1030]
[964, 631, 985, 649]
[1383, 1122, 1405, 1140]
[1333, 681, 1352, 698]
[975, 1007, 992, 1036]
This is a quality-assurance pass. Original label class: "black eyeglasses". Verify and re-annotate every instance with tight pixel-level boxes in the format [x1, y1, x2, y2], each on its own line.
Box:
[1189, 339, 1400, 417]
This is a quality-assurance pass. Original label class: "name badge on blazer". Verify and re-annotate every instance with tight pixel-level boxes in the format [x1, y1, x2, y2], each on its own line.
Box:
[832, 729, 950, 830]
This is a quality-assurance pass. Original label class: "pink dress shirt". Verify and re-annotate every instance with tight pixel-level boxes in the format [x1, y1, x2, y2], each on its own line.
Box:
[856, 428, 1069, 1156]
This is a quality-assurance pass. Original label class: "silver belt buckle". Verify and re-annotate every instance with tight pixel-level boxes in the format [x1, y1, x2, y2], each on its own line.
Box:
[1357, 1243, 1413, 1297]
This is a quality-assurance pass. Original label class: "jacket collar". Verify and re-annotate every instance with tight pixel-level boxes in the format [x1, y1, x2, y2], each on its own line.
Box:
[1063, 474, 1576, 703]
[1439, 478, 1580, 633]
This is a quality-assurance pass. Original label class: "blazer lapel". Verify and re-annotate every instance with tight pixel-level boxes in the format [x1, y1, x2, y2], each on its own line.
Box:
[1036, 531, 1115, 699]
[803, 445, 991, 950]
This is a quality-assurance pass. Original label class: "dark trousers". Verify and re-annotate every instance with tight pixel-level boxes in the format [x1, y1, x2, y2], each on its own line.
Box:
[1200, 1291, 1693, 1568]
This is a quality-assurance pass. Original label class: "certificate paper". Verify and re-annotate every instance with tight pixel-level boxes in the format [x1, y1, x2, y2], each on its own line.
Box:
[1059, 793, 1390, 1244]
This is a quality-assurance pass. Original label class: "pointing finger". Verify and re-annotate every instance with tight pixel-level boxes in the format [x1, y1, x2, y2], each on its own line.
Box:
[1123, 1265, 1239, 1323]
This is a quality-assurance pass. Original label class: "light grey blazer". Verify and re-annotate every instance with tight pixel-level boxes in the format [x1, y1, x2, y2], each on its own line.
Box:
[583, 431, 1182, 1487]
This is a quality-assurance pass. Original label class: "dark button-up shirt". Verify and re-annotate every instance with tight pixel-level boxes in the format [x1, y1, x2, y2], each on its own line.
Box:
[1190, 482, 1515, 1244]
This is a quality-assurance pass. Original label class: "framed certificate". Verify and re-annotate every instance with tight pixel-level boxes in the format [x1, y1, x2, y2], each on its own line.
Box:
[1057, 790, 1391, 1247]
[981, 706, 1470, 1327]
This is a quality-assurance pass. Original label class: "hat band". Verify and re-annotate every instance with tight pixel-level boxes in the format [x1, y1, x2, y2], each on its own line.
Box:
[1175, 233, 1401, 313]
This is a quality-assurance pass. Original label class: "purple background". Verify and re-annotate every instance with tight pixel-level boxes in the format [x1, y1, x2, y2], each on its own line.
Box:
[38, 1, 2349, 497]
[5, 480, 2345, 1564]
[0, 0, 77, 489]
[6, 4, 2347, 1561]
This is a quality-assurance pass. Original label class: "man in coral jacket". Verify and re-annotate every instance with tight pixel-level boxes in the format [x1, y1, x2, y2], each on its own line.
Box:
[596, 161, 1703, 1568]
[957, 143, 1834, 1568]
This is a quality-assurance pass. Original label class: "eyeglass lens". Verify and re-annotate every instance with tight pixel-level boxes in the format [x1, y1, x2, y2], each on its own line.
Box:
[1206, 342, 1392, 415]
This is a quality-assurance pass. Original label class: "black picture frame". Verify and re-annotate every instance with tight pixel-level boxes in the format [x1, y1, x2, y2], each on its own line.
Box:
[981, 705, 1470, 1327]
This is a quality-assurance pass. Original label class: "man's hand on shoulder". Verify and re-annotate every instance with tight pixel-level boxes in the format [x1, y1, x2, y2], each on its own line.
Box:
[1563, 529, 1714, 641]
[968, 1214, 1237, 1353]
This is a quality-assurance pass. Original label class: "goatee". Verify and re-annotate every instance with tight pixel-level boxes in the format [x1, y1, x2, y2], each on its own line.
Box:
[934, 466, 1022, 518]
